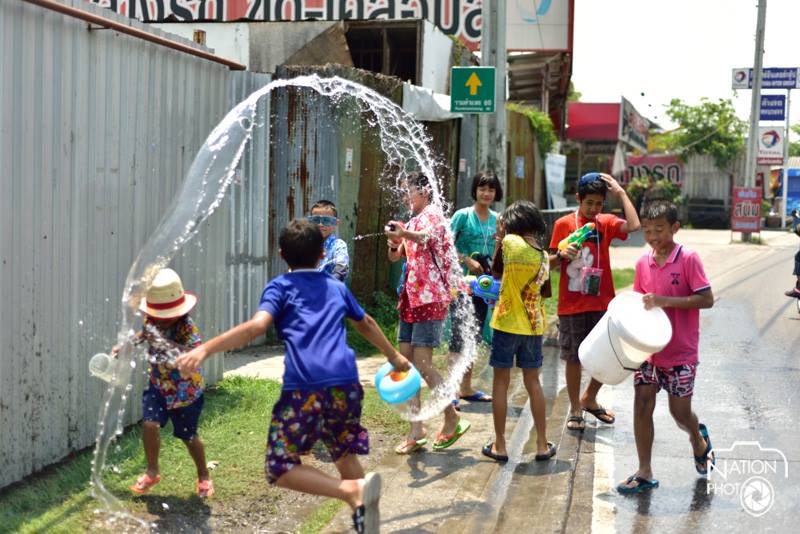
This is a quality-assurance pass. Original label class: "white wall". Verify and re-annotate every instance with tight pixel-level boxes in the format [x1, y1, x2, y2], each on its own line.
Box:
[151, 22, 251, 68]
[421, 22, 454, 95]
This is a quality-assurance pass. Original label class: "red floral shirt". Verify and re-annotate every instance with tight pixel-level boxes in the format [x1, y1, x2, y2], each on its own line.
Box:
[398, 205, 453, 322]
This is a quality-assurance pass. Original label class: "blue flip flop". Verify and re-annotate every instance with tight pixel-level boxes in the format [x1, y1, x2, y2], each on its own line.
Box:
[695, 423, 715, 475]
[460, 390, 492, 402]
[617, 474, 659, 494]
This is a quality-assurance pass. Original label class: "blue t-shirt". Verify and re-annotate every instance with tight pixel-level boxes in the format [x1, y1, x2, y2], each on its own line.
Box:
[259, 271, 365, 390]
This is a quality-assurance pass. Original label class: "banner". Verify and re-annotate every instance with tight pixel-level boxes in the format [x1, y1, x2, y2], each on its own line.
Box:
[618, 97, 649, 152]
[760, 94, 786, 121]
[507, 0, 570, 51]
[624, 154, 683, 186]
[756, 127, 785, 165]
[731, 187, 762, 232]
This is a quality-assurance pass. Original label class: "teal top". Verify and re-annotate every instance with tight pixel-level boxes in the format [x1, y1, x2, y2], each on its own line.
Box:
[451, 206, 498, 262]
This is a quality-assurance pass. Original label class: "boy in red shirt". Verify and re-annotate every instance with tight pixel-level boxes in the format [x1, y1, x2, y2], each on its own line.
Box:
[548, 173, 640, 431]
[617, 200, 715, 493]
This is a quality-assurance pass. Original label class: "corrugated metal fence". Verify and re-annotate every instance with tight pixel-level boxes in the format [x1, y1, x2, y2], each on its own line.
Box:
[0, 0, 270, 489]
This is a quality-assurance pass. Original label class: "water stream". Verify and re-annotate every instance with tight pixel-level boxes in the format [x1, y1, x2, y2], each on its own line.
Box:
[90, 75, 480, 525]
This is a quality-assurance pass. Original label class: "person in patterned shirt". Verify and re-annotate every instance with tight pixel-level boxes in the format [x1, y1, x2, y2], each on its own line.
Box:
[385, 172, 471, 454]
[482, 201, 556, 463]
[122, 268, 214, 498]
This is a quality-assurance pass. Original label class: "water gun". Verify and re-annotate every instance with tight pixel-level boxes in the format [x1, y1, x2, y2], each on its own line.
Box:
[466, 274, 501, 305]
[557, 222, 596, 251]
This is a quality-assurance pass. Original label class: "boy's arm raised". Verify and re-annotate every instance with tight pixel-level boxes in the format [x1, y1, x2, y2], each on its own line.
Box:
[176, 311, 273, 377]
[349, 314, 410, 371]
[599, 173, 641, 233]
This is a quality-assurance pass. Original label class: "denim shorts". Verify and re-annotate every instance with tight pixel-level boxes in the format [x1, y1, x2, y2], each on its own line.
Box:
[142, 384, 204, 440]
[490, 330, 543, 369]
[398, 319, 444, 347]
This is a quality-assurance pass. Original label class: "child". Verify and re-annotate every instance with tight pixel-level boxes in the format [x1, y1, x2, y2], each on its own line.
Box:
[448, 171, 503, 408]
[124, 268, 213, 498]
[385, 172, 470, 454]
[784, 209, 800, 298]
[177, 220, 410, 534]
[548, 172, 640, 431]
[309, 199, 350, 282]
[617, 200, 715, 494]
[481, 200, 555, 462]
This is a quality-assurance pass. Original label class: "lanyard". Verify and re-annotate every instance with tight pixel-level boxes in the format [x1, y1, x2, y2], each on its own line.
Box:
[575, 211, 600, 268]
[472, 207, 492, 256]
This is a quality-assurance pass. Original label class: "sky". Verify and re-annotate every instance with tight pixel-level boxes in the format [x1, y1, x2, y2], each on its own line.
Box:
[571, 0, 799, 136]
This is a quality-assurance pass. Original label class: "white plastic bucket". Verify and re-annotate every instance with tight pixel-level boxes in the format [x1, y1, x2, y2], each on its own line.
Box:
[578, 292, 672, 385]
[89, 353, 116, 383]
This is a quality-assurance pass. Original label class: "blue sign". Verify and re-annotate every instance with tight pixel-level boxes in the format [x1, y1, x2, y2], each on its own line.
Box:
[760, 94, 786, 121]
[732, 67, 800, 89]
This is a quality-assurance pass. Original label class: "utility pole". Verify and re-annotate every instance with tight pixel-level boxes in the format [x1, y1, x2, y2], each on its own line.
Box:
[743, 0, 767, 240]
[479, 0, 507, 202]
[781, 90, 791, 228]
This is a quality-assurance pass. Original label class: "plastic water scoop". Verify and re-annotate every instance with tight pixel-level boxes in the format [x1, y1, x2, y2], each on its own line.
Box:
[374, 362, 422, 404]
[89, 353, 117, 383]
[578, 292, 672, 385]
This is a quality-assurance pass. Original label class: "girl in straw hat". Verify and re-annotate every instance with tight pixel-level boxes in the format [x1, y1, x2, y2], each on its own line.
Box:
[125, 267, 214, 498]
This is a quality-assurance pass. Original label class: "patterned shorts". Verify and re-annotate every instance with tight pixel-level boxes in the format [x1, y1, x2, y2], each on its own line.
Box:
[633, 361, 698, 398]
[142, 384, 204, 440]
[265, 383, 368, 484]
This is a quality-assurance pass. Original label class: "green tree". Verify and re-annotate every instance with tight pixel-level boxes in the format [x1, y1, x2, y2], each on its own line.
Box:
[650, 98, 747, 169]
[789, 123, 800, 158]
[567, 81, 582, 102]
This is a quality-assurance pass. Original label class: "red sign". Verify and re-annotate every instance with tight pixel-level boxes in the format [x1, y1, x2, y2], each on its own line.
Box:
[624, 155, 684, 186]
[731, 187, 762, 232]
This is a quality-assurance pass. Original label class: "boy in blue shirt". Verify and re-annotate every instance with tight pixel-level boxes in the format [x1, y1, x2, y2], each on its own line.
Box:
[177, 220, 409, 534]
[309, 199, 350, 282]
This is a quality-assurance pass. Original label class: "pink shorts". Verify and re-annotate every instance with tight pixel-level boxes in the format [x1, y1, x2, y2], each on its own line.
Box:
[633, 361, 697, 398]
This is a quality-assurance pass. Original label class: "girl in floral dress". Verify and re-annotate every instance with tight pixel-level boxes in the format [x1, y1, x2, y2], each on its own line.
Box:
[385, 173, 471, 454]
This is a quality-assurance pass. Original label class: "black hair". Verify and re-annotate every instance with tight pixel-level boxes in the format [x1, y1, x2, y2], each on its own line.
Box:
[470, 171, 503, 202]
[279, 219, 324, 269]
[577, 175, 608, 200]
[310, 199, 337, 217]
[640, 200, 679, 225]
[406, 172, 434, 201]
[500, 200, 547, 240]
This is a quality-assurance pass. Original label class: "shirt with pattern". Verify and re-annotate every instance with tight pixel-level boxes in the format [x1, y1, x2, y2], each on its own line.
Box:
[398, 205, 454, 316]
[490, 234, 548, 336]
[141, 315, 204, 410]
[318, 234, 350, 281]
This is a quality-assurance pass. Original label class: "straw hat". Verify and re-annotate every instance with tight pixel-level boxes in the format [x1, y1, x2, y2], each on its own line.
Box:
[139, 268, 197, 319]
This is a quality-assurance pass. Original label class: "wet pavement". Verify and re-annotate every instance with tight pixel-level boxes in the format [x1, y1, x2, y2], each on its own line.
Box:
[226, 229, 800, 533]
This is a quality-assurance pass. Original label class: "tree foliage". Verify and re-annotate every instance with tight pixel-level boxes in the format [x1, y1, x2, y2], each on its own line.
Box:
[789, 123, 800, 158]
[506, 103, 557, 158]
[650, 98, 746, 169]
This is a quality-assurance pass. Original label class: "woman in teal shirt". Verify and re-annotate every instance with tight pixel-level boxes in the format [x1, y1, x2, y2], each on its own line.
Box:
[449, 171, 503, 406]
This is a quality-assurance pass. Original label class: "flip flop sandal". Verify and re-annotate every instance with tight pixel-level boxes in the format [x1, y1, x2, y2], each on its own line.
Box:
[566, 415, 585, 431]
[617, 474, 659, 494]
[695, 423, 715, 475]
[432, 420, 471, 450]
[129, 473, 161, 494]
[481, 442, 508, 462]
[583, 406, 615, 424]
[451, 399, 461, 412]
[460, 390, 492, 402]
[395, 437, 427, 455]
[534, 442, 557, 461]
[196, 479, 215, 498]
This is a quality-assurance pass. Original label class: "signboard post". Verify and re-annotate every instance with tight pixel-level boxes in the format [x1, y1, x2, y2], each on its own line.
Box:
[731, 187, 763, 234]
[451, 67, 496, 113]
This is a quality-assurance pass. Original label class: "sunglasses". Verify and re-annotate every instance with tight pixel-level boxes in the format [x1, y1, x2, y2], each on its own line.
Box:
[307, 215, 337, 227]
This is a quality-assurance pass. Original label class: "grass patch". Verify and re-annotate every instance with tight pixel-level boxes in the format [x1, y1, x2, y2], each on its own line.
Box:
[347, 291, 399, 357]
[0, 376, 406, 533]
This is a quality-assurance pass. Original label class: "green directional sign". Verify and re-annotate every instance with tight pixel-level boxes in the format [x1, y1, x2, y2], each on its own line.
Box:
[451, 67, 496, 113]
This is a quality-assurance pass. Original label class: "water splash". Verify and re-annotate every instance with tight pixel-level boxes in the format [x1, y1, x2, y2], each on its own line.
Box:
[91, 75, 479, 521]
